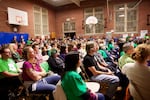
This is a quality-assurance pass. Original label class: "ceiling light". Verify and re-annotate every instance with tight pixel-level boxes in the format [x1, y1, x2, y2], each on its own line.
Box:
[119, 14, 125, 17]
[119, 7, 125, 10]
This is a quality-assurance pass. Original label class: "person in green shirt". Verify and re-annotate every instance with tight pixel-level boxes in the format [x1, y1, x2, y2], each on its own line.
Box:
[107, 40, 114, 51]
[0, 45, 21, 79]
[61, 51, 104, 100]
[0, 45, 21, 99]
[120, 51, 125, 57]
[97, 44, 108, 59]
[26, 37, 33, 46]
[118, 43, 135, 69]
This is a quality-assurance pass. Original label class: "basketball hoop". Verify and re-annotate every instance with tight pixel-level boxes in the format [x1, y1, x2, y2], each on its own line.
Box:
[85, 16, 98, 34]
[16, 16, 22, 24]
[86, 16, 98, 25]
[85, 16, 98, 29]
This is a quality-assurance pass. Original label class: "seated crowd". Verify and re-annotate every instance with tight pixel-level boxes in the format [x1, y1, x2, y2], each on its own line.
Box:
[0, 35, 150, 100]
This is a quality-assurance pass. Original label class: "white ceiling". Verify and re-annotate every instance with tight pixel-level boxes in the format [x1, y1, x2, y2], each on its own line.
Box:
[42, 0, 85, 7]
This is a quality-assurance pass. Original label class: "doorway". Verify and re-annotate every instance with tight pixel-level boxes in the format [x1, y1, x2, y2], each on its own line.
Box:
[64, 32, 76, 39]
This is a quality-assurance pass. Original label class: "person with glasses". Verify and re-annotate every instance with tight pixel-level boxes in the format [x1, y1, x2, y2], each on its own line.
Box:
[0, 45, 22, 99]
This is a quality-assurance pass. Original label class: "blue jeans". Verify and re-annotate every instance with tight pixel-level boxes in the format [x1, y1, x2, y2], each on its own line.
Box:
[97, 93, 105, 100]
[29, 74, 60, 93]
[91, 74, 119, 98]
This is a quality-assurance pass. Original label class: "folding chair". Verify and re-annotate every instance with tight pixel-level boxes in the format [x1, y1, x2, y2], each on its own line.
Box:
[79, 65, 109, 94]
[53, 80, 67, 100]
[18, 74, 50, 100]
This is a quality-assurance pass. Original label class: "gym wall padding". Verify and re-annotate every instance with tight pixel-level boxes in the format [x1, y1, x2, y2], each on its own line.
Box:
[0, 32, 29, 45]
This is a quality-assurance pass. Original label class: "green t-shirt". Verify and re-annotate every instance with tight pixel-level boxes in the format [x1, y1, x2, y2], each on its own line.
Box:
[40, 61, 51, 72]
[61, 71, 87, 100]
[133, 43, 138, 48]
[0, 58, 19, 79]
[26, 40, 32, 45]
[97, 50, 108, 59]
[118, 54, 135, 69]
[107, 43, 114, 51]
[120, 51, 125, 57]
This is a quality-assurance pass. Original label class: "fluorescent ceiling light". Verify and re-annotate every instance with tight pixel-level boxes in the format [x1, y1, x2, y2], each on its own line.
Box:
[119, 7, 125, 10]
[119, 14, 125, 17]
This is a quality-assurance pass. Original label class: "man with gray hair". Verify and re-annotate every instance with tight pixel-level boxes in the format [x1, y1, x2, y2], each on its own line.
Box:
[118, 42, 135, 69]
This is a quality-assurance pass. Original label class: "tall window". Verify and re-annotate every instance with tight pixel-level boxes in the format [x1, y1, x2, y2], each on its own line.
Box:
[33, 5, 49, 36]
[114, 2, 138, 33]
[63, 21, 75, 33]
[84, 7, 104, 34]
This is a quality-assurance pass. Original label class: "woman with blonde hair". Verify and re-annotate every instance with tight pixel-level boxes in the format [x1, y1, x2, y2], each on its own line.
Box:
[22, 46, 60, 98]
[9, 43, 21, 62]
[122, 44, 150, 100]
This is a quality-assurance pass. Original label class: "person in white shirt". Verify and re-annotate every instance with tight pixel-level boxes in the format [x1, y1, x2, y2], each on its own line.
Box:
[122, 44, 150, 100]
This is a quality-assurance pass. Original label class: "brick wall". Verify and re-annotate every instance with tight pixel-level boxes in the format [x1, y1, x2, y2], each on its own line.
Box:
[55, 0, 150, 38]
[0, 0, 150, 38]
[0, 0, 55, 38]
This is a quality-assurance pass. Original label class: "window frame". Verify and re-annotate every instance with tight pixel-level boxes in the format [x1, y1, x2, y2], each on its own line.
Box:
[114, 3, 138, 34]
[33, 5, 49, 36]
[84, 7, 104, 35]
[63, 21, 76, 33]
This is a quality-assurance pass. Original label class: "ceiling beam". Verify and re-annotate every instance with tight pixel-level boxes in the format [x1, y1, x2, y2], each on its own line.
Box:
[70, 0, 80, 7]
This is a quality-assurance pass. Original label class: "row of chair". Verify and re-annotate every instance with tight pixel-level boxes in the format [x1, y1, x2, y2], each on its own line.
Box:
[15, 55, 109, 100]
